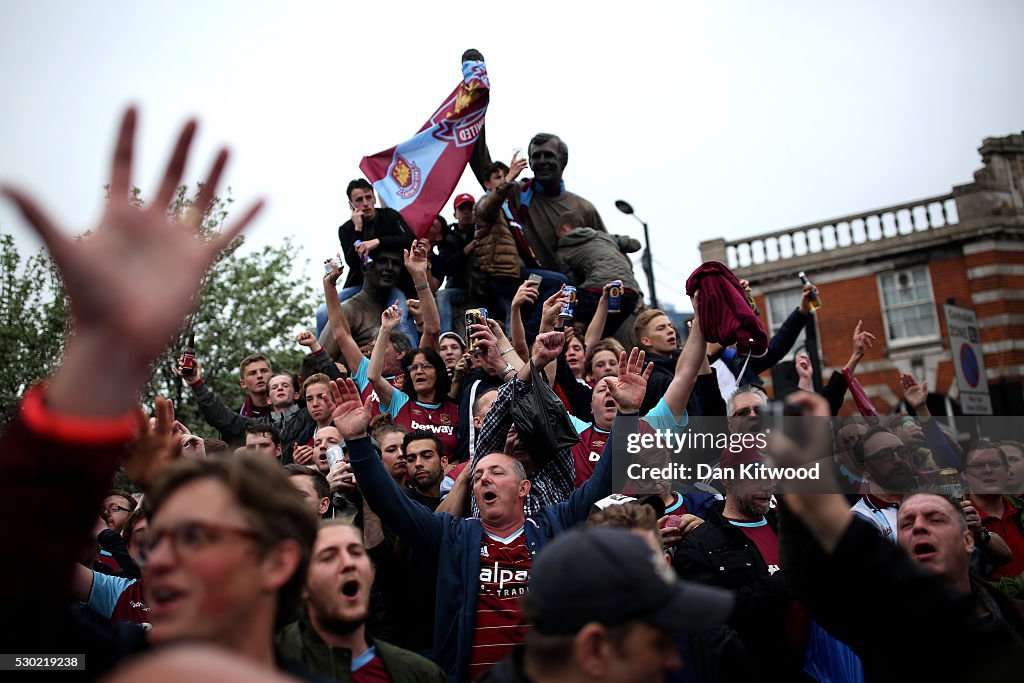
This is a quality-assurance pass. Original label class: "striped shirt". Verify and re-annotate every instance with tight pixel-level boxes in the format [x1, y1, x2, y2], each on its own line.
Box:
[468, 528, 531, 681]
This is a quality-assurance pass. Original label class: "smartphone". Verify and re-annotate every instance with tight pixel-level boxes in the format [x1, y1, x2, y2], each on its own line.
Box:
[757, 400, 807, 446]
[527, 273, 543, 288]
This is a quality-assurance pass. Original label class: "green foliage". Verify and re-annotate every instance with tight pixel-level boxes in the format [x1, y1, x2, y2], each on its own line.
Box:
[1, 185, 317, 434]
[0, 234, 70, 420]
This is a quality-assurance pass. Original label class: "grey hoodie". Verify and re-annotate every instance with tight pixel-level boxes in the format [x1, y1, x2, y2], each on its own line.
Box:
[556, 227, 642, 291]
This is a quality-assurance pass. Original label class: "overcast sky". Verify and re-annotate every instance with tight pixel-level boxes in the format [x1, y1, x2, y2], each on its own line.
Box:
[2, 0, 1022, 315]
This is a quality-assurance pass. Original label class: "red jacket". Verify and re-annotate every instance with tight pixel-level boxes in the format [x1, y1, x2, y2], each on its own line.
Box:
[685, 261, 768, 355]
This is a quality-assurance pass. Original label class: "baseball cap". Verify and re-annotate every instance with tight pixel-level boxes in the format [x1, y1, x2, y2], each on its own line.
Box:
[527, 527, 733, 635]
[439, 332, 467, 350]
[453, 193, 475, 209]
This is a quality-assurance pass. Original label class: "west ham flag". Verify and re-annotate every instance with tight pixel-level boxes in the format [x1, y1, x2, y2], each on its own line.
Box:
[359, 57, 489, 237]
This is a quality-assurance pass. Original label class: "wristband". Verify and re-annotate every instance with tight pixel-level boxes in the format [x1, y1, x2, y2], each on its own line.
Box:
[415, 283, 430, 291]
[500, 348, 515, 357]
[500, 364, 516, 379]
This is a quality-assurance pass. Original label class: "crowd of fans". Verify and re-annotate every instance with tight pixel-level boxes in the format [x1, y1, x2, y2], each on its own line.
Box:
[3, 109, 1024, 683]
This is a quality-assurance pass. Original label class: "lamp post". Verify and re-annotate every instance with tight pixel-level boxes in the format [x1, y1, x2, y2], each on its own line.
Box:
[615, 199, 659, 310]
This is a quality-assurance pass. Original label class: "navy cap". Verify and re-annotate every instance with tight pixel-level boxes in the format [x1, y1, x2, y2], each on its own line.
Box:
[527, 527, 733, 635]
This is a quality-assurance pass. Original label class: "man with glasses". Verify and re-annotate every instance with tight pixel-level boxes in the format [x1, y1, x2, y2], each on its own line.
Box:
[140, 456, 317, 668]
[850, 426, 919, 540]
[964, 441, 1024, 579]
[727, 386, 769, 436]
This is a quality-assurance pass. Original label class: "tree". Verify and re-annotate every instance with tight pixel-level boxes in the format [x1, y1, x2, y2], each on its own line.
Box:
[0, 185, 317, 434]
[0, 234, 69, 421]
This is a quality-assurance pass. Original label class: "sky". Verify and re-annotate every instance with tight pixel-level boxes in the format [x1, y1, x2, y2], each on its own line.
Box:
[2, 0, 1023, 315]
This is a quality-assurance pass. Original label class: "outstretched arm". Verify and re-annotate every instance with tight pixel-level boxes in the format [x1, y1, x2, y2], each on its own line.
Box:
[329, 379, 445, 550]
[0, 108, 260, 635]
[405, 240, 440, 350]
[663, 299, 707, 420]
[367, 302, 402, 407]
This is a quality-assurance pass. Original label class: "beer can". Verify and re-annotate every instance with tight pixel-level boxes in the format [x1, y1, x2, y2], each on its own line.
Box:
[465, 308, 488, 354]
[607, 280, 623, 313]
[326, 444, 347, 470]
[354, 240, 373, 266]
[560, 286, 577, 321]
[938, 468, 964, 500]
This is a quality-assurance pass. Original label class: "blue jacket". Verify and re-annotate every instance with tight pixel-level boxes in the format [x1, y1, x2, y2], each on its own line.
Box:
[348, 427, 615, 683]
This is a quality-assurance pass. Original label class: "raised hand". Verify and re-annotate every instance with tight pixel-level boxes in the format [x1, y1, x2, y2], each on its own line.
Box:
[296, 329, 321, 352]
[603, 348, 653, 413]
[512, 279, 540, 310]
[404, 239, 430, 277]
[852, 320, 876, 356]
[1, 108, 263, 414]
[323, 253, 343, 286]
[469, 322, 504, 374]
[328, 378, 372, 440]
[292, 444, 316, 467]
[123, 396, 182, 493]
[508, 152, 528, 182]
[900, 373, 928, 409]
[173, 356, 203, 384]
[380, 300, 402, 331]
[532, 331, 566, 369]
[540, 286, 569, 331]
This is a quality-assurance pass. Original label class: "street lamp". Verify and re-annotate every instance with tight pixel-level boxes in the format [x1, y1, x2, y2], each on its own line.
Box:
[615, 199, 659, 310]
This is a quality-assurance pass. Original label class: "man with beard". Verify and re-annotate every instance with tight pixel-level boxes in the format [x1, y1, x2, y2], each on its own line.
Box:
[276, 521, 445, 682]
[850, 426, 918, 540]
[672, 447, 804, 682]
[849, 428, 1012, 568]
[403, 431, 448, 510]
[775, 391, 1024, 681]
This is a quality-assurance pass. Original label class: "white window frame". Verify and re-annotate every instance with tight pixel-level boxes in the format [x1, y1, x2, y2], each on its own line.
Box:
[876, 265, 940, 347]
[765, 288, 820, 362]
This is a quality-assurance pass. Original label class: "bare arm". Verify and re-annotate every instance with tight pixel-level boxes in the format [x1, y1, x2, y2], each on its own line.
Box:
[663, 305, 707, 419]
[367, 304, 401, 407]
[436, 462, 473, 517]
[842, 319, 875, 376]
[323, 260, 366, 371]
[509, 280, 538, 361]
[585, 284, 613, 350]
[405, 240, 440, 350]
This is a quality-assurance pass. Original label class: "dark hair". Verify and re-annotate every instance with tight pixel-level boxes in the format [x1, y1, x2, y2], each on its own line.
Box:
[403, 429, 446, 459]
[584, 338, 624, 378]
[346, 178, 373, 200]
[853, 425, 898, 465]
[106, 489, 138, 512]
[964, 440, 1008, 468]
[389, 330, 414, 358]
[121, 505, 147, 549]
[401, 348, 452, 401]
[283, 463, 330, 501]
[522, 619, 638, 673]
[528, 133, 568, 168]
[245, 422, 281, 447]
[147, 457, 317, 629]
[203, 438, 231, 457]
[483, 161, 510, 179]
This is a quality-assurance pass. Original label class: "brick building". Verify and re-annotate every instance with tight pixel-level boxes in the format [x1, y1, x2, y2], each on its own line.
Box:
[699, 132, 1024, 417]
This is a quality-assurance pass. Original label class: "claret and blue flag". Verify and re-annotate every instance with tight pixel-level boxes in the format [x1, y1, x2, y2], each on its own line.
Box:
[359, 58, 489, 237]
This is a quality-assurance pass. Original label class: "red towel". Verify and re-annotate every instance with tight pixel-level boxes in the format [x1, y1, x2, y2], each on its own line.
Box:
[685, 261, 768, 355]
[842, 367, 879, 425]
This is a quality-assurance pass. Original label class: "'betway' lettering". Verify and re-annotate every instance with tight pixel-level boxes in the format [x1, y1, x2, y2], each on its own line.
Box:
[411, 420, 454, 435]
